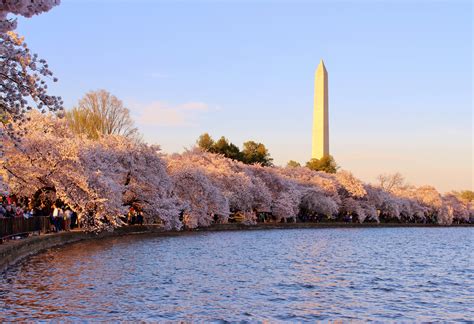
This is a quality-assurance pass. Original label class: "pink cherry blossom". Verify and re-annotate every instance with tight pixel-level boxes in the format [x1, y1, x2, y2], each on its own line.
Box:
[0, 0, 60, 32]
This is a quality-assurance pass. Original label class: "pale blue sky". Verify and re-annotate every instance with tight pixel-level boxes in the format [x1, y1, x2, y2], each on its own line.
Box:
[16, 0, 472, 192]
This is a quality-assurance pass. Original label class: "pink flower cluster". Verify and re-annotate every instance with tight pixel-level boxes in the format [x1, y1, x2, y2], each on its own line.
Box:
[2, 112, 472, 231]
[0, 0, 60, 32]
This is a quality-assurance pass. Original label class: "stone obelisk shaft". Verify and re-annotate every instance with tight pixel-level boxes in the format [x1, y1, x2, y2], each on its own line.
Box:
[312, 60, 329, 159]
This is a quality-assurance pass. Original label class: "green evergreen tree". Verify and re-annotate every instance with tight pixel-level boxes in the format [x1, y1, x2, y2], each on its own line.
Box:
[197, 133, 215, 151]
[306, 155, 338, 173]
[242, 141, 273, 166]
[286, 160, 301, 168]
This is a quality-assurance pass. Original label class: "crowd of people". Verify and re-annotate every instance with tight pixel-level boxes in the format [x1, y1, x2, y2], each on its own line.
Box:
[0, 196, 35, 219]
[1, 193, 148, 239]
[0, 194, 80, 234]
[49, 204, 78, 232]
[125, 206, 144, 225]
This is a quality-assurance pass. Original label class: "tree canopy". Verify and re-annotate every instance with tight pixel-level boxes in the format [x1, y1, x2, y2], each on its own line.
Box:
[305, 155, 338, 173]
[66, 90, 139, 140]
[241, 141, 273, 166]
[197, 133, 214, 151]
[213, 136, 242, 161]
[0, 0, 60, 32]
[286, 160, 301, 168]
[458, 190, 474, 202]
[0, 32, 63, 132]
[3, 113, 472, 231]
[196, 133, 273, 166]
[376, 172, 407, 192]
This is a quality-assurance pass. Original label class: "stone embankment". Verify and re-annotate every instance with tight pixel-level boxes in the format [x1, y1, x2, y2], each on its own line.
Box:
[1, 222, 471, 272]
[0, 225, 165, 272]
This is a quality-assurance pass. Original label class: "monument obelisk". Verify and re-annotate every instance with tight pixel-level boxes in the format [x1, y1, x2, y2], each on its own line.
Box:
[312, 60, 329, 159]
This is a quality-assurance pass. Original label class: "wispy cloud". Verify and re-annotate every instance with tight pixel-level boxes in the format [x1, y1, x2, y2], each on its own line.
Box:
[133, 101, 211, 127]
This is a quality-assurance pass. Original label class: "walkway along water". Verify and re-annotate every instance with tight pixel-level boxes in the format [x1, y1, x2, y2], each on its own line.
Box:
[0, 216, 51, 243]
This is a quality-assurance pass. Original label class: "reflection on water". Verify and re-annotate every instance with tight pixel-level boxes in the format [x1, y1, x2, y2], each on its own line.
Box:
[0, 228, 472, 321]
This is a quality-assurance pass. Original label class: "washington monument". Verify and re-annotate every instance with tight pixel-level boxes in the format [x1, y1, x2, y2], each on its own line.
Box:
[312, 59, 329, 159]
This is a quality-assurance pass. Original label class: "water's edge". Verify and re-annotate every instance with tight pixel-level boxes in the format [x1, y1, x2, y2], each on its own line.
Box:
[1, 222, 471, 273]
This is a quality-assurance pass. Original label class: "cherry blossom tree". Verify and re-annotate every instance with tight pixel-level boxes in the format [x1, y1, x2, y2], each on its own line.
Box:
[80, 136, 181, 230]
[2, 112, 181, 231]
[358, 200, 378, 223]
[2, 112, 470, 231]
[2, 112, 102, 227]
[299, 188, 339, 220]
[439, 193, 470, 225]
[247, 175, 272, 213]
[0, 31, 63, 122]
[394, 185, 443, 223]
[339, 197, 361, 220]
[167, 150, 257, 214]
[0, 31, 63, 191]
[272, 190, 300, 222]
[168, 166, 228, 228]
[0, 0, 60, 32]
[277, 165, 340, 201]
[379, 195, 401, 221]
[250, 165, 301, 222]
[335, 170, 367, 199]
[1, 0, 62, 189]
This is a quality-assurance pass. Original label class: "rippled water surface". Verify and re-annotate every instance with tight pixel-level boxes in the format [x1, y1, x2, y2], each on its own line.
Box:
[1, 228, 473, 321]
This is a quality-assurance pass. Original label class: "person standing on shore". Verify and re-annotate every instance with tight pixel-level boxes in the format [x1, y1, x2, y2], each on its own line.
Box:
[64, 207, 73, 231]
[136, 208, 144, 225]
[128, 207, 137, 225]
[70, 210, 77, 229]
[5, 204, 14, 218]
[52, 204, 62, 232]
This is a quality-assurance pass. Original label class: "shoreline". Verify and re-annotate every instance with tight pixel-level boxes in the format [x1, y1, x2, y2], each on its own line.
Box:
[1, 222, 472, 272]
[200, 222, 473, 231]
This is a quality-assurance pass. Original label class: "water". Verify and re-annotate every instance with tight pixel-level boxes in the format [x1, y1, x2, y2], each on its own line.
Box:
[0, 228, 472, 321]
